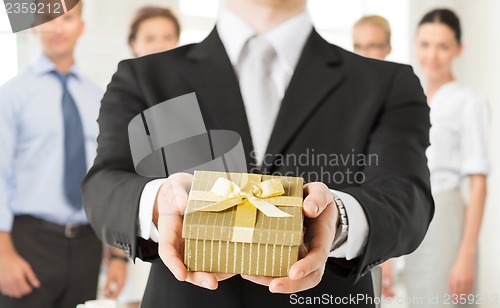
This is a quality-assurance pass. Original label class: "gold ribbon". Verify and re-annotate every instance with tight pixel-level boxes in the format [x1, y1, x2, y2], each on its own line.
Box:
[189, 175, 302, 243]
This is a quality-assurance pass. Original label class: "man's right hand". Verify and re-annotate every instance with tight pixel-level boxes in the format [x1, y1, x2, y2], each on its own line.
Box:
[153, 173, 235, 290]
[0, 233, 40, 298]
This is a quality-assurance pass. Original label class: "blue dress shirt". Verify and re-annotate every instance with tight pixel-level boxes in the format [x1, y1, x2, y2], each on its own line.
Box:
[0, 54, 103, 231]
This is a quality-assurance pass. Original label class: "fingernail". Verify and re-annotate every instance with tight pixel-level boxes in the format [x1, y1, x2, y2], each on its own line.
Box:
[34, 281, 41, 288]
[307, 201, 318, 214]
[295, 270, 305, 279]
[273, 284, 285, 293]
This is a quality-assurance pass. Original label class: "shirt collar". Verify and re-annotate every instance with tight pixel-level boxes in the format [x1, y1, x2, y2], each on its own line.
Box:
[217, 6, 313, 72]
[31, 53, 82, 81]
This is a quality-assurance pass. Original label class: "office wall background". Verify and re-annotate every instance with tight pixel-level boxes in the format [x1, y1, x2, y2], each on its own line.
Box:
[12, 1, 499, 307]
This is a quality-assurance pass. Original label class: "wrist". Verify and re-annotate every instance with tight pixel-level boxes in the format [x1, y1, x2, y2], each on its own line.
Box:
[110, 254, 129, 263]
[0, 232, 17, 258]
[331, 193, 348, 251]
[458, 247, 478, 260]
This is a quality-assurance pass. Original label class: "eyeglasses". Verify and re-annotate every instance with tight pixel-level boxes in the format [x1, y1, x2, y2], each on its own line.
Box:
[353, 43, 389, 52]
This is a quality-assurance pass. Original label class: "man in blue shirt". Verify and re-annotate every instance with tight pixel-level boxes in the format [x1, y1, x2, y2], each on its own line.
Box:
[0, 2, 124, 307]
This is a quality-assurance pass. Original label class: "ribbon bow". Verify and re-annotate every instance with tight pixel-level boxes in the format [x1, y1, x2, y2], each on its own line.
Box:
[189, 176, 301, 243]
[196, 177, 292, 217]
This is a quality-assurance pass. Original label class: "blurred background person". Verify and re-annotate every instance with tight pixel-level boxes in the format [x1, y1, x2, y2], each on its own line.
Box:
[0, 2, 125, 307]
[352, 15, 391, 60]
[402, 8, 490, 307]
[105, 6, 181, 308]
[353, 15, 397, 300]
[128, 6, 181, 57]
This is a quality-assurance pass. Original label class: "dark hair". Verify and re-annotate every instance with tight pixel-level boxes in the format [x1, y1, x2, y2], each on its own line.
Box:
[418, 8, 461, 43]
[128, 6, 181, 46]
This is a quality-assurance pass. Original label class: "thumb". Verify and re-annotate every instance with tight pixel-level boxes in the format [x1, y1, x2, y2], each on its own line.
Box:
[23, 262, 40, 288]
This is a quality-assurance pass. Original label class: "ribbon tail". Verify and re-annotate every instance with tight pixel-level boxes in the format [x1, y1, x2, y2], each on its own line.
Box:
[248, 196, 293, 218]
[196, 197, 242, 212]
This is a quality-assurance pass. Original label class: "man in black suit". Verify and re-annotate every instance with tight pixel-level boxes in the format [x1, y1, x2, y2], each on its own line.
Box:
[82, 0, 434, 307]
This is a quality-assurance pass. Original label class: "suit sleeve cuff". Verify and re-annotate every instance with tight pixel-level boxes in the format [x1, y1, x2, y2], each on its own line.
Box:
[328, 189, 369, 260]
[138, 179, 166, 243]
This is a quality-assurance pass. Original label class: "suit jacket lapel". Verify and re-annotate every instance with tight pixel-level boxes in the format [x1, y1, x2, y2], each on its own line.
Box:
[263, 29, 346, 171]
[180, 28, 346, 172]
[181, 28, 257, 168]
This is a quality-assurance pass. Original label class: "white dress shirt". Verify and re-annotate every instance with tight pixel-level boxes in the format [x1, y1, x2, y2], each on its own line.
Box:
[427, 81, 490, 194]
[137, 7, 369, 260]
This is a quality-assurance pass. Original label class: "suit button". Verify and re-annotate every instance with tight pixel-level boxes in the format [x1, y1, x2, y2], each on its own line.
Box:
[361, 265, 370, 277]
[123, 244, 132, 257]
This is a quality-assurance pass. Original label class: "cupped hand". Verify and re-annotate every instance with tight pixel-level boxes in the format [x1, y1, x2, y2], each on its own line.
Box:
[155, 173, 235, 290]
[241, 182, 338, 293]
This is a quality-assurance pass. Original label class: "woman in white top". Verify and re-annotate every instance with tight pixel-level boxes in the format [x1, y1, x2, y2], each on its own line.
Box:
[401, 8, 490, 307]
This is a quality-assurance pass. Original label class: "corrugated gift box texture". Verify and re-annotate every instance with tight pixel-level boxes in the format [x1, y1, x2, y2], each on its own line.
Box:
[182, 171, 304, 277]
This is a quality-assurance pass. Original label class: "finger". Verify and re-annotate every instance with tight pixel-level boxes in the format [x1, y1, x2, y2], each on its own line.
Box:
[288, 244, 328, 280]
[298, 244, 308, 259]
[382, 278, 394, 298]
[269, 268, 324, 293]
[240, 274, 274, 287]
[23, 264, 40, 289]
[158, 187, 188, 281]
[448, 274, 457, 295]
[292, 205, 337, 278]
[14, 275, 32, 298]
[158, 230, 187, 282]
[103, 276, 111, 294]
[114, 279, 125, 296]
[159, 181, 189, 216]
[459, 279, 473, 295]
[213, 273, 236, 282]
[303, 183, 334, 218]
[465, 279, 474, 294]
[1, 280, 20, 298]
[185, 271, 219, 290]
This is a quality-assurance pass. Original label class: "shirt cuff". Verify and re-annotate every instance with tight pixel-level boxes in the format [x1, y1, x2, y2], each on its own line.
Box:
[328, 189, 369, 260]
[138, 179, 166, 243]
[0, 204, 14, 232]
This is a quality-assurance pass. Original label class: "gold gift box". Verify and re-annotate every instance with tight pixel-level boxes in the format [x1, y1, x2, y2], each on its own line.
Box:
[182, 171, 304, 277]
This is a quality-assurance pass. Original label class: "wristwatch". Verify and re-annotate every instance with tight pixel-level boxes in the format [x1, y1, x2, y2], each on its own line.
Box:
[331, 193, 349, 251]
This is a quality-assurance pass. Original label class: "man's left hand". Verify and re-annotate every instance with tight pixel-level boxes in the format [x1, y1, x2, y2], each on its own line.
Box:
[241, 182, 339, 293]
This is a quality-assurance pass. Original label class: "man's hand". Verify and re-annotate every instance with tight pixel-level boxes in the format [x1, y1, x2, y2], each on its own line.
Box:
[103, 248, 127, 298]
[241, 182, 338, 293]
[0, 233, 40, 298]
[154, 173, 235, 290]
[381, 260, 395, 298]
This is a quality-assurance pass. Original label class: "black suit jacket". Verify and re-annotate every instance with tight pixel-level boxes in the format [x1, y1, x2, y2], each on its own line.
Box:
[82, 28, 434, 307]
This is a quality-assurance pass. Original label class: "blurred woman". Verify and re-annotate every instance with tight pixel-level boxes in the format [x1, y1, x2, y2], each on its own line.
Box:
[403, 8, 490, 307]
[128, 6, 181, 57]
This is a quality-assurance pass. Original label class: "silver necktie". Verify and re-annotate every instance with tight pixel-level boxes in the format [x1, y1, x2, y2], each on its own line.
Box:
[239, 35, 280, 166]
